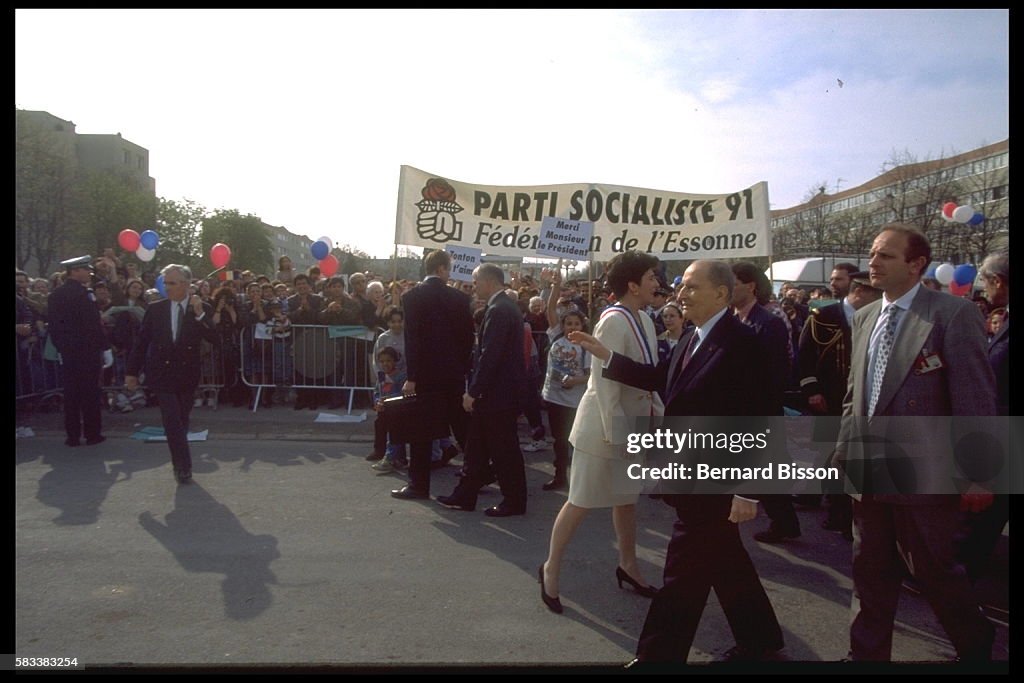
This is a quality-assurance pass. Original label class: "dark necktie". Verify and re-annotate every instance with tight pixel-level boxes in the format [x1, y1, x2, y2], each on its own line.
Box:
[175, 303, 185, 342]
[671, 329, 699, 388]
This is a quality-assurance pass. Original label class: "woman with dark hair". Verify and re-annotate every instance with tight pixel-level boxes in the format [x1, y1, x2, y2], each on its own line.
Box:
[540, 250, 664, 614]
[275, 255, 296, 285]
[211, 285, 247, 407]
[655, 301, 685, 365]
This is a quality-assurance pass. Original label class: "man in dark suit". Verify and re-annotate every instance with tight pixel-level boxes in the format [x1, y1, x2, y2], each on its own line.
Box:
[798, 269, 881, 538]
[837, 225, 996, 661]
[575, 259, 784, 664]
[126, 264, 216, 484]
[730, 262, 798, 543]
[47, 256, 113, 447]
[436, 263, 529, 516]
[391, 250, 474, 501]
[287, 273, 325, 410]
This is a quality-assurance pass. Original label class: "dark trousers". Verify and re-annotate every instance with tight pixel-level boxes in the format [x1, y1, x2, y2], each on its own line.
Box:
[761, 494, 800, 533]
[156, 390, 195, 474]
[545, 401, 577, 471]
[523, 374, 544, 435]
[636, 495, 783, 662]
[957, 494, 1009, 582]
[408, 390, 468, 494]
[62, 354, 103, 442]
[455, 409, 528, 510]
[850, 497, 994, 661]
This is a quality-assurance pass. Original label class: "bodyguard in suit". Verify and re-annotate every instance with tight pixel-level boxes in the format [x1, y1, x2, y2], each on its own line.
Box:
[126, 265, 217, 484]
[391, 250, 474, 501]
[575, 260, 784, 664]
[837, 225, 996, 661]
[48, 256, 113, 447]
[436, 263, 528, 516]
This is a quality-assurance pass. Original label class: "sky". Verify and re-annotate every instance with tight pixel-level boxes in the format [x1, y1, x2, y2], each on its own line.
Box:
[15, 9, 1008, 259]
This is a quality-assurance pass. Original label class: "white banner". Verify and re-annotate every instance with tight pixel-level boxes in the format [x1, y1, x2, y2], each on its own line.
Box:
[394, 165, 771, 261]
[445, 245, 482, 282]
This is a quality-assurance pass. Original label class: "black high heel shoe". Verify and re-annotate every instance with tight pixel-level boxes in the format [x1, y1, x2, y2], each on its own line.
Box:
[616, 566, 658, 598]
[538, 564, 563, 614]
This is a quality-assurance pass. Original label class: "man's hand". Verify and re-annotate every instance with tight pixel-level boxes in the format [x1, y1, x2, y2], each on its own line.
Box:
[462, 392, 475, 413]
[402, 380, 416, 397]
[807, 394, 828, 414]
[728, 497, 758, 523]
[568, 331, 610, 361]
[190, 294, 203, 316]
[125, 375, 139, 392]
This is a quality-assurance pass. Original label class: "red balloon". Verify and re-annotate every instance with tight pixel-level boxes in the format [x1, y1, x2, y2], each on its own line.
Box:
[319, 254, 339, 277]
[118, 229, 141, 252]
[210, 243, 232, 269]
[942, 202, 958, 219]
[949, 281, 972, 297]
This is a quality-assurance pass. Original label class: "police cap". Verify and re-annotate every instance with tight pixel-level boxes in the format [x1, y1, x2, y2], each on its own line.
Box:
[60, 255, 94, 272]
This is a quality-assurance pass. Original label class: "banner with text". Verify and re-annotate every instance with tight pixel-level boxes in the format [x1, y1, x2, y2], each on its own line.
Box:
[395, 165, 771, 261]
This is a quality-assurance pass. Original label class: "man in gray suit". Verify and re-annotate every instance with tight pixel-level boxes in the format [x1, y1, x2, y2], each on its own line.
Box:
[837, 224, 996, 662]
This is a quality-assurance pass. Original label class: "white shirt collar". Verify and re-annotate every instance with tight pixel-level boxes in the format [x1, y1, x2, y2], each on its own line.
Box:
[694, 307, 729, 347]
[882, 281, 921, 313]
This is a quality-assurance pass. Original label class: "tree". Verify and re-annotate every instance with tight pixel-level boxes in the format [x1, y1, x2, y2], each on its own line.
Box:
[200, 209, 274, 275]
[156, 198, 207, 270]
[76, 168, 158, 257]
[15, 111, 77, 276]
[336, 244, 371, 275]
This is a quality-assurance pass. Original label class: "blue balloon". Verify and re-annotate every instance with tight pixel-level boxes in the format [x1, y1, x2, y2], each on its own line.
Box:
[925, 263, 938, 279]
[953, 264, 978, 286]
[968, 212, 985, 226]
[140, 229, 159, 250]
[310, 240, 329, 260]
[156, 274, 167, 298]
[673, 275, 683, 285]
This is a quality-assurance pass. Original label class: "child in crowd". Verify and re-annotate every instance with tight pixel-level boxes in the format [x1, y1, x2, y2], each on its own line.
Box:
[265, 301, 293, 405]
[370, 347, 409, 473]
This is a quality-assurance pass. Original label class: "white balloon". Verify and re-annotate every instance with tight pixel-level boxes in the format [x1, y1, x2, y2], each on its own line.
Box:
[935, 263, 955, 286]
[318, 236, 334, 251]
[952, 205, 975, 223]
[136, 245, 156, 262]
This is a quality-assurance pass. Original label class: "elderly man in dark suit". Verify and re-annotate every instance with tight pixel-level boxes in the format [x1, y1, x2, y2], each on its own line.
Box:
[391, 250, 474, 501]
[436, 263, 529, 516]
[126, 264, 216, 484]
[837, 225, 996, 662]
[574, 259, 784, 664]
[48, 256, 113, 447]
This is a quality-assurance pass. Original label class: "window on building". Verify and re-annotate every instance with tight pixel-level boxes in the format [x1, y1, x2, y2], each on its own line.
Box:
[992, 185, 1005, 200]
[124, 150, 131, 164]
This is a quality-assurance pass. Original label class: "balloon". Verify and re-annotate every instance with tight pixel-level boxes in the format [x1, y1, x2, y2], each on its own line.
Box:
[925, 263, 938, 279]
[319, 254, 339, 277]
[136, 245, 156, 262]
[118, 229, 141, 252]
[949, 281, 972, 297]
[310, 240, 329, 261]
[140, 229, 160, 250]
[952, 205, 975, 223]
[210, 243, 231, 269]
[156, 274, 167, 298]
[968, 212, 985, 226]
[953, 264, 978, 286]
[942, 202, 958, 219]
[673, 275, 683, 286]
[935, 263, 955, 286]
[317, 236, 334, 252]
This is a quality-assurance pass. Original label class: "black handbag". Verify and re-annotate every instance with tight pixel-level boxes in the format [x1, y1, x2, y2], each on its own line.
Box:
[380, 393, 449, 444]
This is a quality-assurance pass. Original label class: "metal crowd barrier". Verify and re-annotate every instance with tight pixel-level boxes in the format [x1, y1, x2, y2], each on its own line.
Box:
[15, 338, 64, 408]
[239, 324, 377, 414]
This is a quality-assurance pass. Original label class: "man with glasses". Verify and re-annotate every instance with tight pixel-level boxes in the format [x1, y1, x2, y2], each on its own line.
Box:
[126, 265, 216, 484]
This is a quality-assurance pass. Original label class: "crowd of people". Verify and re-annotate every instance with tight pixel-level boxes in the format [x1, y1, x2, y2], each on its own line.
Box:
[15, 224, 1009, 665]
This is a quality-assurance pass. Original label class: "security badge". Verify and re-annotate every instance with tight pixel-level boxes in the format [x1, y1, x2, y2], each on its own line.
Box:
[914, 348, 944, 375]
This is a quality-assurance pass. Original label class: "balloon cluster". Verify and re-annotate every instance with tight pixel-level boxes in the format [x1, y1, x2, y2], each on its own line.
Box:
[118, 228, 161, 262]
[928, 261, 978, 297]
[310, 236, 339, 277]
[940, 202, 985, 226]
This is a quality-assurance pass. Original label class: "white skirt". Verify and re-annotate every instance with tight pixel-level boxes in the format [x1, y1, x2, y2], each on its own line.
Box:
[567, 446, 643, 509]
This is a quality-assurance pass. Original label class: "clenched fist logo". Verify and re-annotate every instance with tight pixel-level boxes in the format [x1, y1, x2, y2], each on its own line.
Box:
[416, 178, 464, 243]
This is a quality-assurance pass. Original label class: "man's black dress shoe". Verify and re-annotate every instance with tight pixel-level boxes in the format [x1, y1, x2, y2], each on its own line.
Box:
[436, 494, 475, 511]
[85, 436, 106, 446]
[391, 485, 429, 500]
[64, 438, 80, 447]
[174, 469, 193, 484]
[753, 527, 800, 543]
[484, 504, 525, 517]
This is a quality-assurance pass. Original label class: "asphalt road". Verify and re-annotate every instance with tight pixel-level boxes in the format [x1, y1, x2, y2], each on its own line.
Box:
[14, 403, 1009, 672]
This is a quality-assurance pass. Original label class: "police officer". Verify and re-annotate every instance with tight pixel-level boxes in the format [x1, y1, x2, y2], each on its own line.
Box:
[48, 256, 113, 446]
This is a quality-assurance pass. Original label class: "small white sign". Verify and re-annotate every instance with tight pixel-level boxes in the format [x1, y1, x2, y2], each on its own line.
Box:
[536, 216, 594, 259]
[445, 245, 482, 282]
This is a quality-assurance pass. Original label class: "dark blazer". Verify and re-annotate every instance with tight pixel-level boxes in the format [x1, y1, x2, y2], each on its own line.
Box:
[127, 298, 217, 393]
[797, 301, 852, 415]
[467, 293, 526, 413]
[47, 280, 109, 359]
[605, 309, 772, 418]
[401, 277, 474, 393]
[286, 292, 324, 325]
[988, 319, 1008, 416]
[741, 303, 789, 415]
